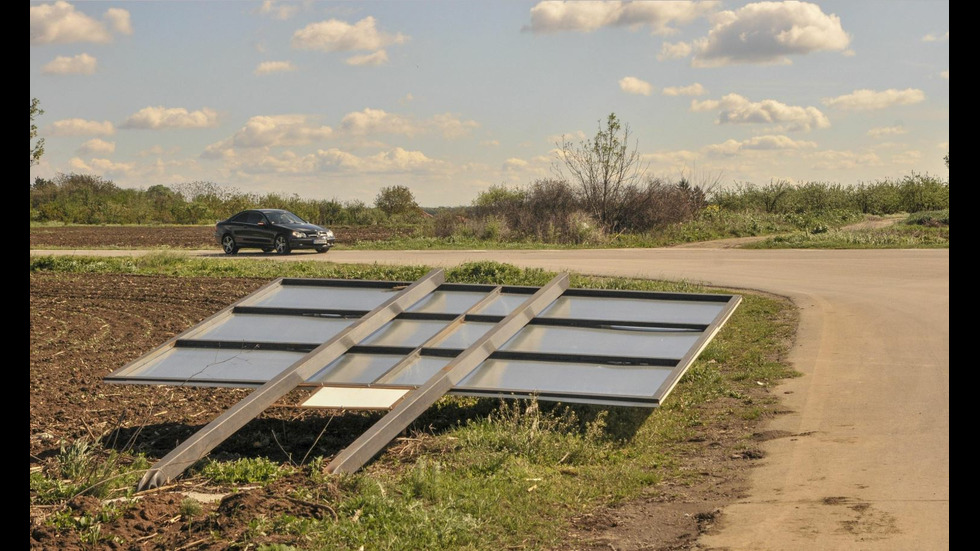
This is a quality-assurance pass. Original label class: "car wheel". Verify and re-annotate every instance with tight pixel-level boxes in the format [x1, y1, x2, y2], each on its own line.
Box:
[274, 235, 291, 255]
[221, 234, 239, 255]
[315, 246, 330, 253]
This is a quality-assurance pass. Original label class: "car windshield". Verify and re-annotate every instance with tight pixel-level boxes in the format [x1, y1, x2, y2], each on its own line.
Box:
[266, 211, 306, 225]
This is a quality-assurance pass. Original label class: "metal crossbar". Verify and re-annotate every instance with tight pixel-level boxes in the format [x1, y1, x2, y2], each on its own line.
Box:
[326, 273, 570, 474]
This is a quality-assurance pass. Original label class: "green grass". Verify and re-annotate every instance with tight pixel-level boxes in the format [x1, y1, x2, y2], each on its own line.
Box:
[199, 457, 295, 485]
[745, 225, 949, 249]
[743, 210, 948, 249]
[30, 257, 797, 549]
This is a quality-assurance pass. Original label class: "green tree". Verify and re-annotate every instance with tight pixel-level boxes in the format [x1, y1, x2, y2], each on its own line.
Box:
[31, 98, 45, 166]
[374, 185, 419, 218]
[555, 113, 646, 231]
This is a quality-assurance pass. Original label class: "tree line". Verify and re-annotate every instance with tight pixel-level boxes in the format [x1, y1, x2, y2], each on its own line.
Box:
[30, 112, 947, 241]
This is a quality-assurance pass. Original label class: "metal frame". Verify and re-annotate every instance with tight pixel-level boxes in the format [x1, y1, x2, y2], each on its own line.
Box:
[106, 273, 742, 485]
[325, 273, 570, 474]
[136, 268, 446, 490]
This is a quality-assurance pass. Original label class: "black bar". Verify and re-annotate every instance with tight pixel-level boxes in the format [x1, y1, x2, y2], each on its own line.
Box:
[562, 287, 733, 302]
[174, 339, 318, 353]
[280, 278, 410, 289]
[527, 318, 706, 331]
[486, 350, 678, 367]
[233, 306, 367, 318]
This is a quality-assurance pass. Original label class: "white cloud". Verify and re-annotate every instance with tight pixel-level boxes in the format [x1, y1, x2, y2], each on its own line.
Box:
[219, 146, 447, 180]
[662, 82, 706, 96]
[368, 147, 444, 172]
[869, 141, 904, 150]
[341, 108, 416, 136]
[867, 125, 907, 138]
[257, 0, 299, 20]
[292, 16, 408, 53]
[139, 145, 180, 157]
[641, 150, 702, 173]
[658, 41, 692, 60]
[69, 156, 134, 175]
[315, 147, 444, 173]
[525, 1, 714, 34]
[922, 31, 949, 42]
[254, 61, 297, 75]
[104, 8, 132, 35]
[481, 139, 500, 146]
[340, 108, 477, 139]
[548, 130, 587, 145]
[30, 1, 131, 44]
[345, 50, 389, 66]
[704, 134, 817, 156]
[41, 53, 97, 75]
[121, 106, 219, 129]
[503, 158, 529, 170]
[941, 70, 948, 80]
[822, 88, 925, 111]
[809, 149, 882, 170]
[430, 113, 480, 138]
[48, 118, 115, 136]
[691, 93, 830, 132]
[201, 140, 236, 160]
[77, 138, 115, 155]
[618, 76, 653, 96]
[892, 150, 923, 164]
[224, 150, 318, 174]
[209, 115, 334, 155]
[693, 1, 850, 67]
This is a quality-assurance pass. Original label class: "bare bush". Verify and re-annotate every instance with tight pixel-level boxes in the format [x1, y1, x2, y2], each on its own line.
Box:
[554, 113, 646, 232]
[614, 178, 704, 233]
[432, 209, 468, 238]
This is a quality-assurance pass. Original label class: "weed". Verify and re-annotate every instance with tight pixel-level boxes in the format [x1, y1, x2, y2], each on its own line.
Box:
[31, 438, 150, 503]
[199, 457, 292, 485]
[180, 497, 204, 519]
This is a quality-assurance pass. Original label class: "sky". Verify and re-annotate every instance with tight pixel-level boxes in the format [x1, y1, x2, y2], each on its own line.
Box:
[29, 0, 949, 207]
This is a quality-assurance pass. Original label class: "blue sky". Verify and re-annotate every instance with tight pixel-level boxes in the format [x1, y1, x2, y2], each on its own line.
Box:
[30, 1, 949, 207]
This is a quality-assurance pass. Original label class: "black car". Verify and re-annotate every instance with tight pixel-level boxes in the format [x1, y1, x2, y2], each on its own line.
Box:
[214, 209, 335, 254]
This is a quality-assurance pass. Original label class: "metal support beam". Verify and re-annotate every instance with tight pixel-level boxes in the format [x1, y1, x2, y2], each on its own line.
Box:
[371, 286, 502, 386]
[136, 269, 446, 490]
[327, 273, 569, 474]
[652, 294, 743, 402]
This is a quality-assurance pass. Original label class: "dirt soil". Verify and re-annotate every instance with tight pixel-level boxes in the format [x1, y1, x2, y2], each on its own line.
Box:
[29, 224, 417, 249]
[29, 227, 777, 550]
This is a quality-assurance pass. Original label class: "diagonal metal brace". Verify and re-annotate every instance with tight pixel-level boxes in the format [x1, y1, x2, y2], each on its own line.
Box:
[327, 272, 570, 474]
[137, 268, 446, 490]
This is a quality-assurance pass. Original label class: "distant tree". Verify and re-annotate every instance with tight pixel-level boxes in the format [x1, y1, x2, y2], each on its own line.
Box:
[31, 98, 44, 166]
[374, 185, 419, 218]
[944, 153, 949, 169]
[554, 113, 646, 231]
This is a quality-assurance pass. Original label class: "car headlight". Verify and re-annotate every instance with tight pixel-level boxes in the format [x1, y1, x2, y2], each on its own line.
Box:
[326, 230, 334, 238]
[291, 231, 307, 238]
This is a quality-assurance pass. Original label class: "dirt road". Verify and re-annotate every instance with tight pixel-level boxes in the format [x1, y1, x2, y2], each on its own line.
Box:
[32, 247, 949, 549]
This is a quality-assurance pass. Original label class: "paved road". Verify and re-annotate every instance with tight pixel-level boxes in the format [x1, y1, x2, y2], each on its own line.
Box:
[32, 247, 949, 549]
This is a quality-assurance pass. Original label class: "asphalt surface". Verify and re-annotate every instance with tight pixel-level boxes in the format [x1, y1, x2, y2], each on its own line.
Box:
[32, 247, 950, 549]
